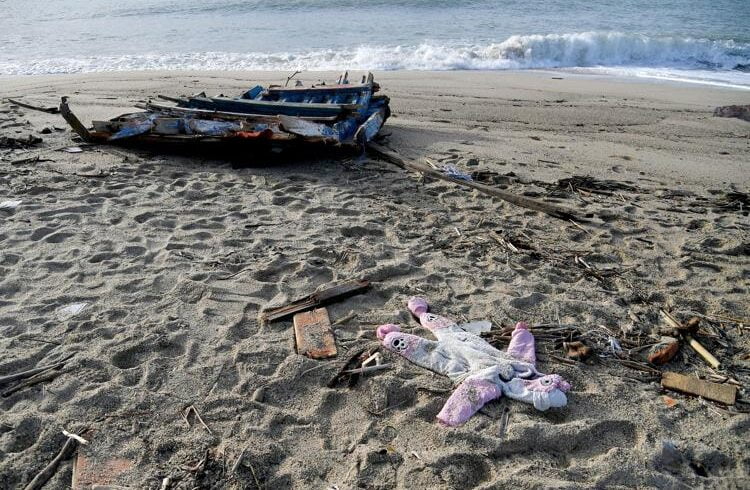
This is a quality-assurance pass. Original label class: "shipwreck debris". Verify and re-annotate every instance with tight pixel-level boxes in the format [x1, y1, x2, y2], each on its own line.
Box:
[58, 72, 390, 155]
[661, 372, 737, 405]
[660, 309, 720, 369]
[367, 143, 583, 221]
[713, 104, 750, 122]
[293, 307, 337, 359]
[5, 97, 59, 114]
[260, 279, 370, 323]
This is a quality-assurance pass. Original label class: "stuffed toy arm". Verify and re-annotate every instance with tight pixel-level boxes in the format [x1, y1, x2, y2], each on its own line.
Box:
[436, 367, 504, 426]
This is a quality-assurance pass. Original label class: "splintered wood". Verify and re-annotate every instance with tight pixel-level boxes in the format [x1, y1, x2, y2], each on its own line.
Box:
[661, 372, 737, 405]
[294, 308, 337, 359]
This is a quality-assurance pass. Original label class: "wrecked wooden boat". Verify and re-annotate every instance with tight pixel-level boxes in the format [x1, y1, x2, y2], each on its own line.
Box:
[59, 72, 390, 156]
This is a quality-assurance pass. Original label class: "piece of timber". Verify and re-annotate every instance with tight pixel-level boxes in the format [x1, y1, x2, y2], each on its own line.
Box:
[355, 108, 386, 146]
[59, 97, 93, 143]
[661, 372, 737, 405]
[261, 279, 370, 323]
[186, 96, 359, 118]
[293, 308, 337, 359]
[6, 98, 59, 114]
[367, 143, 581, 221]
[142, 101, 339, 122]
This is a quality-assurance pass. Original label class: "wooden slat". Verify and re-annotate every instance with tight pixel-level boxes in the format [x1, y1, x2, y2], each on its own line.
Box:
[661, 372, 737, 405]
[293, 308, 337, 359]
[368, 143, 581, 221]
[261, 279, 370, 323]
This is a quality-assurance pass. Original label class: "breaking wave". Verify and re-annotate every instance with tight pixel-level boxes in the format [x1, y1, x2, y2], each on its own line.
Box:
[2, 32, 748, 86]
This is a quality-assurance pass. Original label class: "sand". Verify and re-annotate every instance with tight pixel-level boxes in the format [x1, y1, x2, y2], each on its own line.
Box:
[0, 70, 748, 489]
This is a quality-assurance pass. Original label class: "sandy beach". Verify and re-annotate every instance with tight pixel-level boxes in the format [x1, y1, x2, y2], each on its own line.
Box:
[1, 70, 748, 489]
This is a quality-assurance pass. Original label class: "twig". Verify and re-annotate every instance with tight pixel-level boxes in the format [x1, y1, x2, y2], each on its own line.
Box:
[231, 446, 248, 474]
[368, 143, 582, 221]
[14, 336, 62, 346]
[6, 98, 59, 114]
[2, 369, 67, 397]
[333, 312, 358, 326]
[342, 364, 391, 375]
[23, 437, 78, 490]
[183, 405, 212, 435]
[62, 429, 88, 445]
[248, 462, 262, 489]
[497, 406, 511, 439]
[0, 354, 74, 386]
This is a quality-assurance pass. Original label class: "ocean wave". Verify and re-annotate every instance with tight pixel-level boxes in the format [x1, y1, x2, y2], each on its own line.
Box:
[2, 32, 748, 79]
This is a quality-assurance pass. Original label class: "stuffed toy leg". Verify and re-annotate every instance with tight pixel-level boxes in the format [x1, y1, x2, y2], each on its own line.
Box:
[377, 297, 571, 426]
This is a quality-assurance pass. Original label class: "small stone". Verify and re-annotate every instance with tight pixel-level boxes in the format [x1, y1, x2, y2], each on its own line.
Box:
[40, 127, 52, 134]
[465, 158, 479, 166]
[251, 386, 265, 403]
[647, 336, 680, 365]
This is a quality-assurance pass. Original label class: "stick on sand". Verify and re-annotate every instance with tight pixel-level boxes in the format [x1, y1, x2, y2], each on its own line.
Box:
[368, 143, 582, 221]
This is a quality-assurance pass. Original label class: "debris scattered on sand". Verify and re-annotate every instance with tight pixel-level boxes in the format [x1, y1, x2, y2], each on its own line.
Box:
[261, 279, 370, 323]
[379, 298, 571, 426]
[294, 307, 337, 359]
[5, 97, 59, 114]
[713, 104, 750, 122]
[0, 134, 42, 149]
[57, 302, 88, 320]
[661, 372, 737, 405]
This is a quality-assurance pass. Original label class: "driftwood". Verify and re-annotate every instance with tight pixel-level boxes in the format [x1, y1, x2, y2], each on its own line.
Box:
[59, 97, 93, 142]
[293, 307, 337, 359]
[2, 369, 66, 397]
[661, 372, 737, 405]
[23, 437, 78, 490]
[0, 354, 74, 386]
[6, 98, 59, 114]
[660, 309, 720, 369]
[261, 279, 370, 323]
[367, 143, 581, 221]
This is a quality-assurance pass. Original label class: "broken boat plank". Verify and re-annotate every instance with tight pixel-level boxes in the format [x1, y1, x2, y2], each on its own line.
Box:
[293, 308, 337, 359]
[367, 143, 581, 221]
[59, 97, 93, 142]
[6, 98, 59, 114]
[142, 101, 339, 122]
[261, 279, 370, 323]
[661, 372, 737, 405]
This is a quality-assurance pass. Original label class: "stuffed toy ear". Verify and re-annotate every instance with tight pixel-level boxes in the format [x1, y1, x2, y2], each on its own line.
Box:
[507, 322, 536, 365]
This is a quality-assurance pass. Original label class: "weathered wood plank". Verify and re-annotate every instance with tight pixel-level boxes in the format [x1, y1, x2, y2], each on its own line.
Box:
[368, 143, 581, 221]
[661, 372, 737, 405]
[261, 279, 370, 323]
[294, 308, 337, 359]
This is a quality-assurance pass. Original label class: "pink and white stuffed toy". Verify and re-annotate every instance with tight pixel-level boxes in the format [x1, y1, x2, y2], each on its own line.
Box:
[377, 297, 571, 426]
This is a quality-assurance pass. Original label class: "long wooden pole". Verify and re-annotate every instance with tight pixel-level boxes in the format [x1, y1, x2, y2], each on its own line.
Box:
[367, 143, 581, 221]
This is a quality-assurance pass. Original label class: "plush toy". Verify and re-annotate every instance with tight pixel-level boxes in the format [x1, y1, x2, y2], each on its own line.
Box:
[377, 297, 571, 426]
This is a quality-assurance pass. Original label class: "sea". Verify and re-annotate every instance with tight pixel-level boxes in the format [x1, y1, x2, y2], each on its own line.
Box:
[2, 0, 749, 89]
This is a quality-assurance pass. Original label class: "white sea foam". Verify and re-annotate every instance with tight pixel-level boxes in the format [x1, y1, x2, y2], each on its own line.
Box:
[2, 32, 748, 87]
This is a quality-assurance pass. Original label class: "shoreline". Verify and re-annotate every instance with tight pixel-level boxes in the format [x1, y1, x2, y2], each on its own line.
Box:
[3, 67, 750, 92]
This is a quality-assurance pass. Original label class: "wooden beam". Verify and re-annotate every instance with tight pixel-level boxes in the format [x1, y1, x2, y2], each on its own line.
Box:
[260, 279, 370, 323]
[367, 143, 581, 221]
[6, 98, 59, 114]
[59, 97, 93, 143]
[661, 372, 737, 405]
